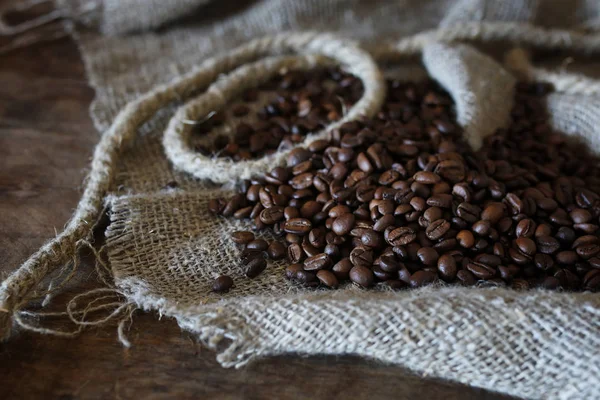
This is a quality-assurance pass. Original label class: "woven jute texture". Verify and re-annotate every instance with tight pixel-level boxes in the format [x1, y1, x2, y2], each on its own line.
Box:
[2, 1, 600, 399]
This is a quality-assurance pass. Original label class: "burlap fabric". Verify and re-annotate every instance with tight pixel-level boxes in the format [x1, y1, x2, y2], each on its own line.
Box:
[2, 1, 600, 399]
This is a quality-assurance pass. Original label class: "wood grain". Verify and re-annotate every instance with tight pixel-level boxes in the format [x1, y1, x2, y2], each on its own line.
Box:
[0, 35, 512, 400]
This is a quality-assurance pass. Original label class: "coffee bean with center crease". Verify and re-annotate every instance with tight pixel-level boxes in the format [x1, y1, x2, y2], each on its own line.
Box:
[260, 206, 284, 224]
[350, 246, 374, 267]
[537, 235, 560, 254]
[426, 219, 451, 240]
[386, 227, 417, 246]
[466, 261, 496, 279]
[515, 219, 536, 238]
[304, 253, 332, 271]
[456, 202, 481, 223]
[284, 218, 312, 235]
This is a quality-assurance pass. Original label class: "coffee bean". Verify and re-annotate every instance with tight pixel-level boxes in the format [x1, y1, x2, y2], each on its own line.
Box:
[350, 246, 374, 267]
[268, 241, 287, 260]
[285, 264, 304, 280]
[515, 219, 536, 238]
[332, 258, 353, 280]
[583, 269, 600, 291]
[349, 265, 375, 287]
[287, 148, 312, 167]
[245, 257, 267, 278]
[481, 202, 505, 224]
[386, 227, 417, 246]
[417, 247, 439, 266]
[284, 218, 312, 235]
[296, 270, 317, 284]
[409, 270, 437, 288]
[259, 206, 284, 225]
[427, 194, 453, 208]
[537, 235, 560, 254]
[246, 239, 269, 251]
[316, 270, 339, 288]
[556, 250, 578, 265]
[437, 254, 457, 281]
[304, 253, 332, 271]
[466, 261, 496, 279]
[332, 213, 355, 236]
[515, 237, 537, 256]
[361, 229, 384, 248]
[231, 231, 255, 245]
[456, 202, 481, 223]
[212, 275, 234, 293]
[414, 171, 441, 184]
[425, 219, 450, 240]
[457, 269, 477, 286]
[288, 243, 305, 263]
[456, 230, 475, 249]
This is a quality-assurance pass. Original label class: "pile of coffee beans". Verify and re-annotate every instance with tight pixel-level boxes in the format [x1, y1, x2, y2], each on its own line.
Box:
[209, 74, 600, 293]
[194, 68, 363, 161]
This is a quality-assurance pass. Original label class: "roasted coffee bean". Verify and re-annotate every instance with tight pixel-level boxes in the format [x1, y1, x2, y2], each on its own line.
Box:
[456, 230, 475, 248]
[285, 264, 304, 280]
[414, 171, 441, 184]
[425, 219, 451, 240]
[417, 247, 439, 266]
[246, 239, 269, 251]
[332, 258, 354, 280]
[349, 265, 375, 287]
[386, 227, 417, 246]
[583, 269, 600, 291]
[316, 270, 339, 288]
[212, 275, 234, 293]
[515, 219, 536, 238]
[245, 257, 267, 278]
[537, 235, 561, 254]
[268, 241, 287, 260]
[259, 206, 284, 224]
[284, 218, 312, 235]
[350, 246, 374, 267]
[556, 250, 578, 265]
[427, 194, 453, 208]
[409, 270, 437, 288]
[287, 243, 304, 263]
[456, 202, 481, 223]
[296, 270, 317, 284]
[437, 254, 457, 281]
[466, 261, 496, 279]
[515, 237, 537, 256]
[304, 253, 332, 271]
[332, 213, 355, 236]
[231, 231, 255, 245]
[361, 230, 385, 248]
[481, 202, 505, 224]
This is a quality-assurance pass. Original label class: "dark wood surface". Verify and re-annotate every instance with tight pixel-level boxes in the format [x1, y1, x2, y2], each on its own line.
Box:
[0, 35, 512, 400]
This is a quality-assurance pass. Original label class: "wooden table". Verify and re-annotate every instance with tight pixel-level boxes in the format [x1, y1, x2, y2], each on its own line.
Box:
[0, 34, 512, 399]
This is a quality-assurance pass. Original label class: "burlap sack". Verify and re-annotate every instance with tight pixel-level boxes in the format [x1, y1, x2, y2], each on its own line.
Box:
[2, 1, 600, 399]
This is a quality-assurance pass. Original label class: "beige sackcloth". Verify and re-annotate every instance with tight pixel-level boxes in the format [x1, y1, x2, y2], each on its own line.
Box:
[1, 1, 600, 399]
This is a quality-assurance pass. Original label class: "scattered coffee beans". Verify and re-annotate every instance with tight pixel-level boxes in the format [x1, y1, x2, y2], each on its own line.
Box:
[212, 275, 234, 293]
[210, 73, 600, 293]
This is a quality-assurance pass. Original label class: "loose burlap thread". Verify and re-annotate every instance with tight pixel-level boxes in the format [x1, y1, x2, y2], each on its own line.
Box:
[2, 1, 600, 399]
